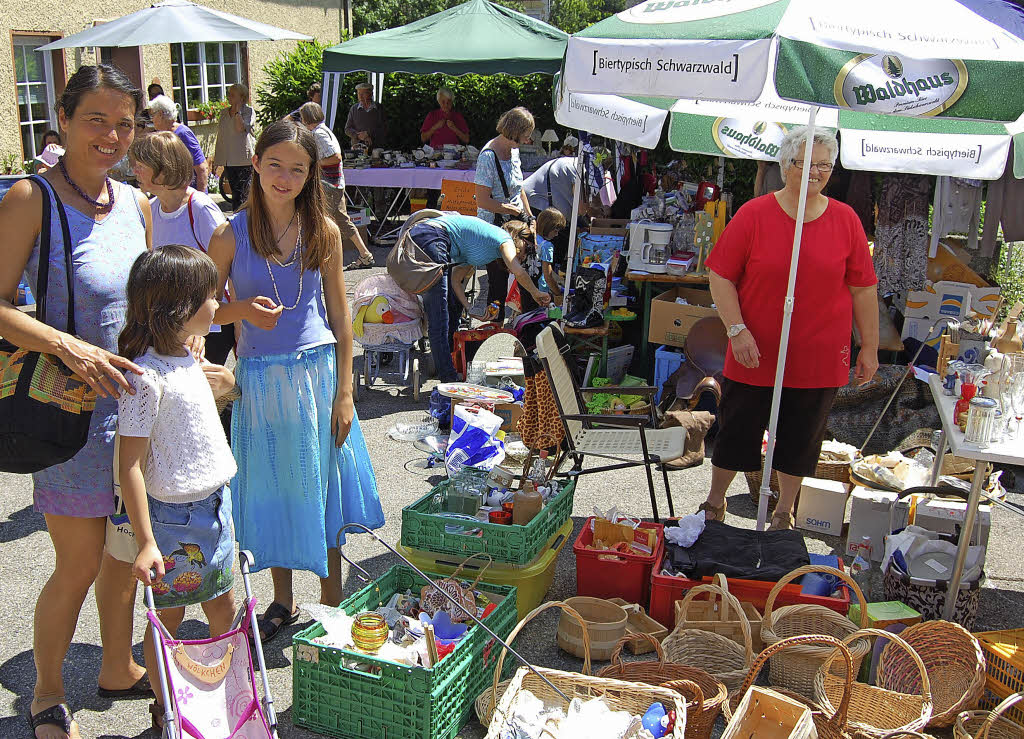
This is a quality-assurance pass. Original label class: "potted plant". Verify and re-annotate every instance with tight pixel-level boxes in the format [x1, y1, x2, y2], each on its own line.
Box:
[193, 100, 229, 122]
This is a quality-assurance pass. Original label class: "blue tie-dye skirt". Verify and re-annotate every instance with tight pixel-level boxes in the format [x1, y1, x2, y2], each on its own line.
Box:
[231, 343, 383, 577]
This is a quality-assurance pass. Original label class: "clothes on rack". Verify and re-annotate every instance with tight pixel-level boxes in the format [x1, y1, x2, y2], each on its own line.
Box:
[981, 153, 1024, 256]
[873, 173, 931, 295]
[933, 176, 983, 239]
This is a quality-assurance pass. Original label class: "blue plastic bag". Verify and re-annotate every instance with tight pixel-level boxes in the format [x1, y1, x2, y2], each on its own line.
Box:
[444, 405, 506, 477]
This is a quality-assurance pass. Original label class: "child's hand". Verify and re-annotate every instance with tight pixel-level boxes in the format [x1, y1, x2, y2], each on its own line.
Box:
[134, 543, 165, 586]
[201, 362, 236, 398]
[248, 296, 284, 330]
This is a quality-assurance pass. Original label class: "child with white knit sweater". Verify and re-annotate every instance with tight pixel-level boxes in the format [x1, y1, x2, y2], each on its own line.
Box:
[116, 245, 238, 728]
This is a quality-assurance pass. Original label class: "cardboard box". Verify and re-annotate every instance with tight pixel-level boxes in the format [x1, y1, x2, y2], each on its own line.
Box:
[901, 279, 1001, 342]
[648, 287, 717, 348]
[795, 478, 850, 536]
[493, 402, 523, 433]
[589, 218, 630, 236]
[848, 601, 922, 630]
[845, 486, 900, 560]
[892, 495, 992, 549]
[348, 207, 371, 227]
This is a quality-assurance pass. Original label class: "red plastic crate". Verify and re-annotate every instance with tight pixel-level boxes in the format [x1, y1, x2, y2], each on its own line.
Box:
[574, 518, 664, 608]
[648, 548, 851, 628]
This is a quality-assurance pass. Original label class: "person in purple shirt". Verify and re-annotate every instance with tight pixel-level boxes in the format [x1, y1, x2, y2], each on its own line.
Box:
[148, 95, 208, 192]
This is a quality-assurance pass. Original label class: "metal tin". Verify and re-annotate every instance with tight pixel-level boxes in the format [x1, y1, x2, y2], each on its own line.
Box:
[964, 396, 998, 446]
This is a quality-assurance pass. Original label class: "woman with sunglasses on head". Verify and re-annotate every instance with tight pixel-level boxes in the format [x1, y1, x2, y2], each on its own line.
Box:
[695, 126, 879, 531]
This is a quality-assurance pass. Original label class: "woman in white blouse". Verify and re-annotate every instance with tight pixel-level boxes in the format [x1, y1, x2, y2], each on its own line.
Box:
[212, 83, 255, 211]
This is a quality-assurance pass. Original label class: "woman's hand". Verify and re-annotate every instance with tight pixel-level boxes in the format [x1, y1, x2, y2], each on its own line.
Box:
[246, 296, 284, 330]
[331, 389, 354, 448]
[133, 542, 164, 586]
[730, 329, 761, 369]
[201, 362, 236, 398]
[57, 335, 143, 399]
[853, 349, 879, 386]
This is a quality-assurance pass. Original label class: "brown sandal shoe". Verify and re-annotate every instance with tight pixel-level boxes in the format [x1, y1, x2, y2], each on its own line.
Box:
[697, 500, 726, 522]
[768, 511, 794, 531]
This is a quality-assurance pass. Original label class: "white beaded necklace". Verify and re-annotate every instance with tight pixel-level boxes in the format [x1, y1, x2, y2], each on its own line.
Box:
[265, 222, 304, 311]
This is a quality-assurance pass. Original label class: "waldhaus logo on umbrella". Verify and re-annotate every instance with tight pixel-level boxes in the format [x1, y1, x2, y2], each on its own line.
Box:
[712, 117, 787, 159]
[834, 53, 968, 116]
[619, 0, 780, 24]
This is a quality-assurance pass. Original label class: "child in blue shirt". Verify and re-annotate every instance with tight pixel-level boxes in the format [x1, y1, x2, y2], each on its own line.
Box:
[535, 207, 566, 302]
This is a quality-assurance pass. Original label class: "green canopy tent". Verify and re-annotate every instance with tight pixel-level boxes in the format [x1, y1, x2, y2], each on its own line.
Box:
[320, 0, 567, 127]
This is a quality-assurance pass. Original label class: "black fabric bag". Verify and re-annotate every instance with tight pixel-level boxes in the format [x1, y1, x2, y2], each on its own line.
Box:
[483, 150, 519, 225]
[664, 520, 810, 582]
[0, 176, 96, 473]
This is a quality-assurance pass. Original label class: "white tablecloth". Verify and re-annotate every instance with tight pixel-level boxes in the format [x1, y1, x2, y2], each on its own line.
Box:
[342, 166, 479, 190]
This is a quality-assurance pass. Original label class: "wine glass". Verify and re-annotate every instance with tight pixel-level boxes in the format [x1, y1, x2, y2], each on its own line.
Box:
[1010, 372, 1024, 442]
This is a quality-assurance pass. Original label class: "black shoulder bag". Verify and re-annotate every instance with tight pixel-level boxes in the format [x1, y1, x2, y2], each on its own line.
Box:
[0, 175, 96, 473]
[485, 149, 519, 225]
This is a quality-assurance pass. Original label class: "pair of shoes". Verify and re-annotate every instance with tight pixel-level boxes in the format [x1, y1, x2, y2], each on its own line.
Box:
[259, 601, 300, 643]
[345, 253, 375, 270]
[97, 674, 152, 699]
[768, 511, 795, 531]
[28, 702, 74, 738]
[697, 500, 726, 522]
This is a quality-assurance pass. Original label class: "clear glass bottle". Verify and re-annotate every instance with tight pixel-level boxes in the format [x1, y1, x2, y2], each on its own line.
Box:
[528, 450, 550, 484]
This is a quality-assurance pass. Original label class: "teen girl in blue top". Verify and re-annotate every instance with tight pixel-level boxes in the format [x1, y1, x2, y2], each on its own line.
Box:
[208, 119, 383, 642]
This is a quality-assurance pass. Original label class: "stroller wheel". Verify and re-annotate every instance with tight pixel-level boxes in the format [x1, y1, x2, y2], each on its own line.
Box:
[412, 358, 420, 402]
[352, 370, 360, 401]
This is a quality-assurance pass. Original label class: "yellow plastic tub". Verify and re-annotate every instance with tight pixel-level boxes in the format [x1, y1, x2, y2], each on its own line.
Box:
[397, 518, 572, 620]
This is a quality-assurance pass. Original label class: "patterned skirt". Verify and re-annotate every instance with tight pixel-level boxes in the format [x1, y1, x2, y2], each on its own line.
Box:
[231, 343, 383, 577]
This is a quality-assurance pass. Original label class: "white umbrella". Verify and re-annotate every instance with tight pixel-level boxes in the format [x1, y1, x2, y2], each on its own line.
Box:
[38, 0, 311, 49]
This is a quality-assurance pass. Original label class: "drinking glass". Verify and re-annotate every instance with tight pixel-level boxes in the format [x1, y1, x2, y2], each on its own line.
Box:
[1010, 372, 1024, 441]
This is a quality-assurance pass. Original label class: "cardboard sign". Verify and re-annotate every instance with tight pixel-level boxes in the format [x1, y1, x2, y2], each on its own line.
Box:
[439, 179, 478, 215]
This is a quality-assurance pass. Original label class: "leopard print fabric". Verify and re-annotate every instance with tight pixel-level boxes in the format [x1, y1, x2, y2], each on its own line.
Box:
[519, 356, 565, 449]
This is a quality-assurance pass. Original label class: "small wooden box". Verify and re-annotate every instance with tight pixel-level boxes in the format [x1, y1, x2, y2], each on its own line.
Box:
[722, 687, 817, 739]
[608, 598, 669, 654]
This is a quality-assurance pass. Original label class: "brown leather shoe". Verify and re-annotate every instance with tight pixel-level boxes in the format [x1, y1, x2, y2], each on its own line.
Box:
[697, 500, 726, 522]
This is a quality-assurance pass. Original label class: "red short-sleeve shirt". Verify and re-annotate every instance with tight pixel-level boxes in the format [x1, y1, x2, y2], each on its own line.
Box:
[704, 194, 876, 389]
[421, 109, 469, 148]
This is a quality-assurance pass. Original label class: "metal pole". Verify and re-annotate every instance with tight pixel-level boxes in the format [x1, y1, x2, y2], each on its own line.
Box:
[757, 106, 819, 531]
[943, 463, 987, 619]
[560, 146, 586, 323]
[335, 523, 571, 702]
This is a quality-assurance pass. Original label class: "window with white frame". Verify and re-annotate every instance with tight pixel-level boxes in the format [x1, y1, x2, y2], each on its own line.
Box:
[14, 36, 59, 160]
[170, 42, 244, 115]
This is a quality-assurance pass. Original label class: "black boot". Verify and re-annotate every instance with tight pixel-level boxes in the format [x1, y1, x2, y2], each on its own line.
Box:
[565, 267, 606, 329]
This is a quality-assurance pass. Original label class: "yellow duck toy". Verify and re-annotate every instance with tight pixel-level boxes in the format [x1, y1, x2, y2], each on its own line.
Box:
[353, 296, 414, 338]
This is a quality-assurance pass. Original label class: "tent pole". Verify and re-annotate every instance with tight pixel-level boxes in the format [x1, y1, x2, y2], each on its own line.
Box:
[560, 144, 586, 324]
[756, 105, 819, 531]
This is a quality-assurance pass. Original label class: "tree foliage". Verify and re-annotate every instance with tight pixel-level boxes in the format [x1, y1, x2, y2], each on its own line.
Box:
[548, 0, 627, 33]
[255, 40, 330, 127]
[354, 0, 525, 36]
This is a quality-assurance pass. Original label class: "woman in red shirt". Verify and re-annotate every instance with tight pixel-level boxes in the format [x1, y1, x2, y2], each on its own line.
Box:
[420, 87, 470, 148]
[698, 127, 879, 530]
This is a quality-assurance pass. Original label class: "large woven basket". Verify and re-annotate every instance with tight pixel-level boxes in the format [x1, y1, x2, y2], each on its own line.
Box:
[662, 583, 753, 693]
[723, 634, 857, 739]
[745, 453, 851, 503]
[474, 601, 592, 726]
[674, 573, 765, 655]
[761, 564, 871, 701]
[485, 602, 687, 739]
[954, 692, 1024, 739]
[596, 632, 727, 739]
[876, 619, 986, 728]
[815, 628, 934, 739]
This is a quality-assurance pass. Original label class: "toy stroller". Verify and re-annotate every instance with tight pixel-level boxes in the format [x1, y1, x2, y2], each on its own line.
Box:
[145, 550, 279, 739]
[350, 274, 426, 400]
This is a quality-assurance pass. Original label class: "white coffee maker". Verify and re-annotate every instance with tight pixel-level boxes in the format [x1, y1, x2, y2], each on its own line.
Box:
[627, 221, 673, 274]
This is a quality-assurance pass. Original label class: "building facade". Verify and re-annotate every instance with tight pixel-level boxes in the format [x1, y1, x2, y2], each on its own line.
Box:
[2, 1, 339, 167]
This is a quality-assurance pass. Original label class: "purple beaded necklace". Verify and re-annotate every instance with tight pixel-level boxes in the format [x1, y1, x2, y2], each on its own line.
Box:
[58, 157, 115, 212]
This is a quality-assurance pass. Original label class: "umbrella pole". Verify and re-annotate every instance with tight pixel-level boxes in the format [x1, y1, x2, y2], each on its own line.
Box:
[756, 105, 819, 531]
[560, 144, 586, 324]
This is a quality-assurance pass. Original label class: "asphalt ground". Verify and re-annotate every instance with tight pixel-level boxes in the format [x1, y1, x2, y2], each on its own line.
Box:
[3, 246, 1023, 739]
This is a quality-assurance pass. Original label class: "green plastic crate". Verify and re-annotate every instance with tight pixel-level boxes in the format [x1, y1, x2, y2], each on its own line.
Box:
[292, 565, 517, 739]
[401, 478, 576, 565]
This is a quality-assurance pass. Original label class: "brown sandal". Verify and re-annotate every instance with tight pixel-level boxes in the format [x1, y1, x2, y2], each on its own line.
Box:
[697, 500, 726, 522]
[768, 511, 795, 531]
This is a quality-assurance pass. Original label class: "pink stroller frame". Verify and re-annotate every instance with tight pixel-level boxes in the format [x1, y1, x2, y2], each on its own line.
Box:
[145, 550, 279, 739]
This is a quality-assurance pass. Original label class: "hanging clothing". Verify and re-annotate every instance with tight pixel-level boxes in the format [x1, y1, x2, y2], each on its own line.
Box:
[981, 154, 1024, 256]
[933, 176, 983, 239]
[873, 174, 931, 296]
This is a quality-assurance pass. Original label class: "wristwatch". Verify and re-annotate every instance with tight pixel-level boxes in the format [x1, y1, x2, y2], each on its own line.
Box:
[727, 323, 747, 338]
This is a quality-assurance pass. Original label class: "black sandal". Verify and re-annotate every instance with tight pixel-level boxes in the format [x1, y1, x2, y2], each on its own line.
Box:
[97, 673, 152, 699]
[258, 602, 300, 643]
[28, 702, 74, 739]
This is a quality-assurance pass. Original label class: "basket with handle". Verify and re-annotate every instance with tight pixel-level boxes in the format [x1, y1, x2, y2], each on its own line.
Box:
[484, 603, 688, 739]
[596, 632, 727, 739]
[722, 634, 857, 739]
[420, 552, 493, 622]
[876, 619, 986, 728]
[662, 582, 754, 693]
[761, 564, 871, 701]
[954, 692, 1024, 739]
[674, 573, 765, 654]
[815, 628, 934, 739]
[473, 600, 592, 727]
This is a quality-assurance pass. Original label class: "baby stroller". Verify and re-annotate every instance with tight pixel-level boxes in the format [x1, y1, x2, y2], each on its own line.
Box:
[351, 274, 426, 400]
[145, 550, 279, 739]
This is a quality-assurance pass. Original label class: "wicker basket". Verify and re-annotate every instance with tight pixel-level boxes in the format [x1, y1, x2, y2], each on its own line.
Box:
[485, 603, 687, 739]
[761, 564, 871, 701]
[596, 632, 727, 739]
[876, 619, 986, 728]
[745, 454, 851, 503]
[674, 573, 765, 654]
[557, 596, 628, 662]
[815, 628, 934, 739]
[473, 601, 592, 727]
[662, 583, 754, 693]
[723, 634, 857, 739]
[954, 692, 1024, 739]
